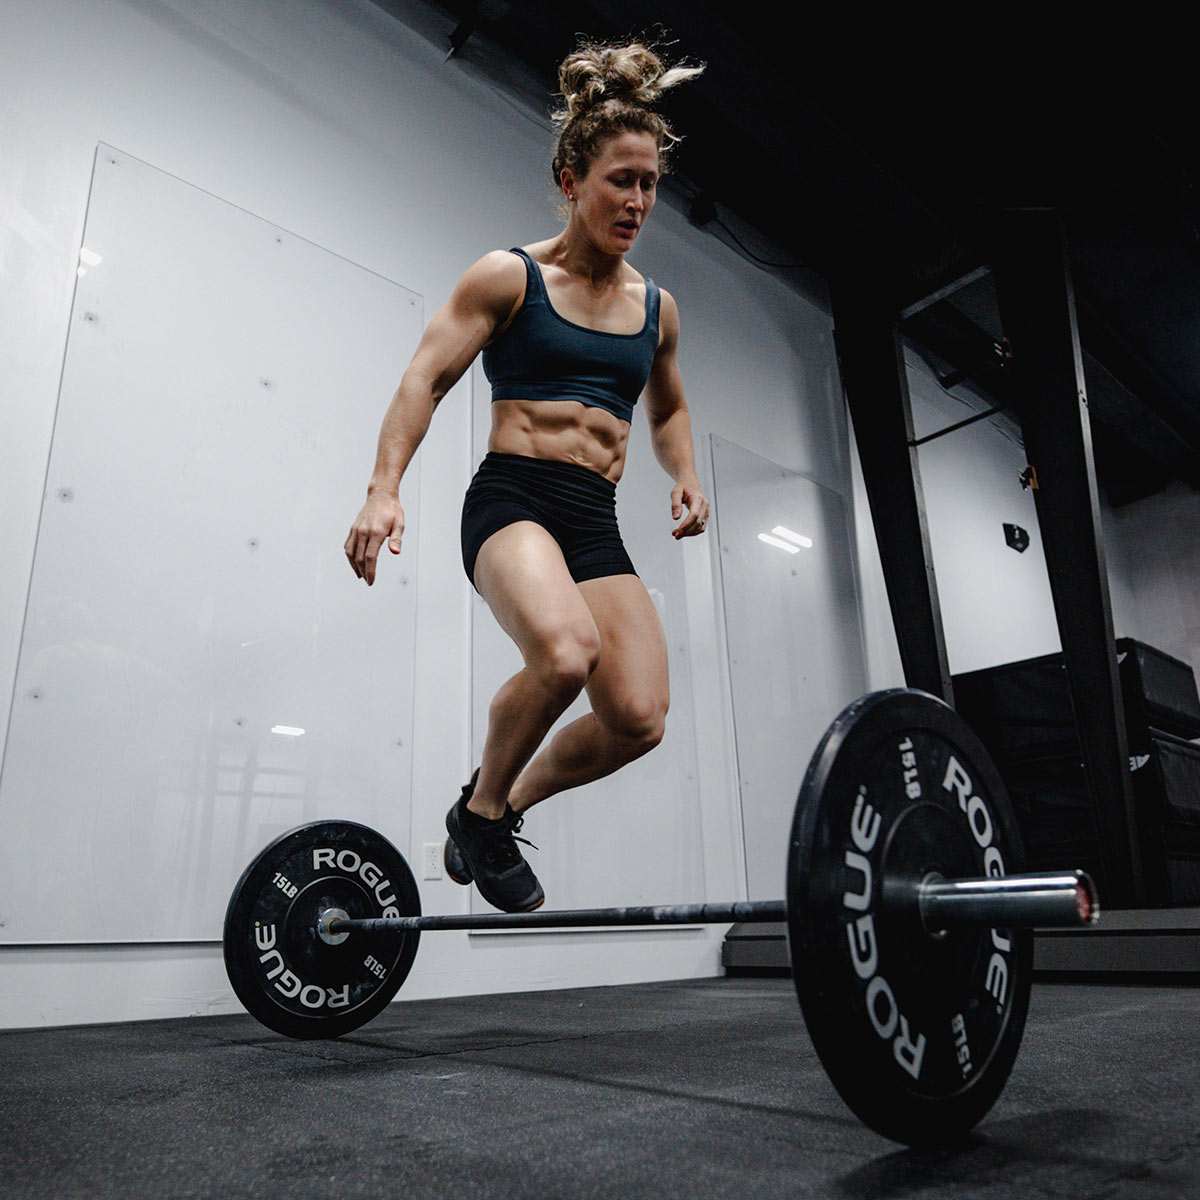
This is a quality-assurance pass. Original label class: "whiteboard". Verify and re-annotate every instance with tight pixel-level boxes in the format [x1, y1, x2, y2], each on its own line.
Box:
[711, 435, 868, 900]
[0, 146, 423, 943]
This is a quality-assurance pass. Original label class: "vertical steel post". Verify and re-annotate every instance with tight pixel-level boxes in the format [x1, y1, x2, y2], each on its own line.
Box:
[990, 208, 1144, 906]
[832, 284, 954, 704]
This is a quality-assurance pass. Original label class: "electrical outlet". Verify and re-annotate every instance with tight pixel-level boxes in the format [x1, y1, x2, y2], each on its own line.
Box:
[422, 842, 444, 880]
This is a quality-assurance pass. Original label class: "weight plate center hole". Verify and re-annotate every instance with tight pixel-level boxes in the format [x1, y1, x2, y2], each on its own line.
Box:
[318, 907, 351, 946]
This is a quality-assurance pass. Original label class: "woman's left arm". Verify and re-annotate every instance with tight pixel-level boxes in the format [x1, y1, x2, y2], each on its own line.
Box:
[643, 289, 710, 540]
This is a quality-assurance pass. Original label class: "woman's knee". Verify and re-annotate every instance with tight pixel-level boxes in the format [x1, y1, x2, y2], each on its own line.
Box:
[605, 690, 669, 755]
[531, 625, 602, 701]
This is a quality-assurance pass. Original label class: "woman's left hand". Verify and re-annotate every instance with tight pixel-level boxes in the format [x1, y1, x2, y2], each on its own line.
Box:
[671, 478, 710, 539]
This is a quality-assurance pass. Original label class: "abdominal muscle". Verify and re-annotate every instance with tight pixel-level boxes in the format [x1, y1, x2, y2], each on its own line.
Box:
[488, 398, 631, 482]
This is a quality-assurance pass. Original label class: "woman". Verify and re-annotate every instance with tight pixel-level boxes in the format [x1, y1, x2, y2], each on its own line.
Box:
[345, 40, 709, 913]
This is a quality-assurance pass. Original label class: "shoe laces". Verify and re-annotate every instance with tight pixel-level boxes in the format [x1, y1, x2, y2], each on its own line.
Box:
[478, 810, 537, 871]
[460, 771, 538, 866]
[508, 812, 537, 851]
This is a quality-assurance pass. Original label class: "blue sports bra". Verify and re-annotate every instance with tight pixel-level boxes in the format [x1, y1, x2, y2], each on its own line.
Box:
[482, 247, 661, 425]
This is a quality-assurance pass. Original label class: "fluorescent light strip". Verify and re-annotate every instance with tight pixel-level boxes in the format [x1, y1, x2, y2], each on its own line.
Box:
[271, 725, 306, 737]
[771, 525, 813, 549]
[758, 533, 800, 554]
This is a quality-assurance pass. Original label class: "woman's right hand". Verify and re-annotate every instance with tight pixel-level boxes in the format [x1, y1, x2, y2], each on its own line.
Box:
[344, 492, 405, 585]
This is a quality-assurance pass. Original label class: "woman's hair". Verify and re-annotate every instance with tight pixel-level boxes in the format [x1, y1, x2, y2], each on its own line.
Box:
[550, 40, 704, 186]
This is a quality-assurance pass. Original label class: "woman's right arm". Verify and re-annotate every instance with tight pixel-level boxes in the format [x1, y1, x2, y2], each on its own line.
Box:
[344, 252, 523, 585]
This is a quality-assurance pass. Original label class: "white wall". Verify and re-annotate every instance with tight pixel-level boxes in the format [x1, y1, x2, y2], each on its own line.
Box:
[853, 349, 1189, 693]
[1107, 482, 1200, 680]
[853, 354, 1059, 688]
[0, 0, 844, 1027]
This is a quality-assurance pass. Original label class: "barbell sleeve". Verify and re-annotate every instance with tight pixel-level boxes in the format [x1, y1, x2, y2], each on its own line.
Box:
[918, 870, 1098, 932]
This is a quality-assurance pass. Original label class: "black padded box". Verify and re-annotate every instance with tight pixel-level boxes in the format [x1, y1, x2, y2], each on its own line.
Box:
[953, 652, 1077, 760]
[1142, 732, 1200, 904]
[1118, 641, 1200, 742]
[1001, 734, 1200, 905]
[1002, 752, 1108, 889]
[953, 640, 1200, 906]
[953, 638, 1200, 762]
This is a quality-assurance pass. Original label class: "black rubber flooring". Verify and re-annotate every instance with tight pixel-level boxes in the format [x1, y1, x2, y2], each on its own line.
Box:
[1, 976, 1197, 1199]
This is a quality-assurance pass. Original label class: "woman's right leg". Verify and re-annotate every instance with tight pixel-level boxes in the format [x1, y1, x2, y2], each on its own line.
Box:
[468, 520, 602, 820]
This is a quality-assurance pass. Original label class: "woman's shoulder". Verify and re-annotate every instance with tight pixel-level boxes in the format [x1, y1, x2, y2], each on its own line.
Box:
[467, 248, 530, 281]
[454, 249, 530, 312]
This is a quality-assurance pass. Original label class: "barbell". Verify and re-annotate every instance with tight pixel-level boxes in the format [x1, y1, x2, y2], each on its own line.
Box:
[223, 688, 1099, 1148]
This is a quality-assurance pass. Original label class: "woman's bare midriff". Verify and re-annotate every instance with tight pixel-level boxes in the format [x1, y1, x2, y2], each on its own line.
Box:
[488, 398, 630, 482]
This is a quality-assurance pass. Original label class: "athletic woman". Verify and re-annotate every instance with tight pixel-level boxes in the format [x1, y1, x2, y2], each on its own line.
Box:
[345, 40, 708, 912]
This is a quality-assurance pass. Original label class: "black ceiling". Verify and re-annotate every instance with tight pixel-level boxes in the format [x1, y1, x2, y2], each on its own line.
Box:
[394, 1, 1200, 507]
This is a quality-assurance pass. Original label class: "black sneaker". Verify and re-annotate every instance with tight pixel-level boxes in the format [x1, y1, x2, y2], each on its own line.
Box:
[445, 778, 544, 913]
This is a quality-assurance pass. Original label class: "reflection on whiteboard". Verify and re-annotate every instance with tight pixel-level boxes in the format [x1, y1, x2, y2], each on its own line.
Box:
[0, 146, 423, 943]
[711, 435, 867, 900]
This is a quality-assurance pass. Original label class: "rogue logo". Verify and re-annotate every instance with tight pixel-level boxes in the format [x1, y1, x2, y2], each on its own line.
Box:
[254, 922, 351, 1009]
[312, 847, 402, 918]
[941, 755, 1013, 1012]
[843, 785, 928, 1080]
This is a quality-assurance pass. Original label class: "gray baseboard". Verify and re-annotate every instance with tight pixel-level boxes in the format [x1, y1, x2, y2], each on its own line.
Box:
[721, 911, 1200, 978]
[1034, 907, 1200, 976]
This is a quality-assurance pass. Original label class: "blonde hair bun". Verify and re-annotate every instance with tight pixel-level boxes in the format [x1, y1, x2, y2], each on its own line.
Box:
[555, 41, 704, 123]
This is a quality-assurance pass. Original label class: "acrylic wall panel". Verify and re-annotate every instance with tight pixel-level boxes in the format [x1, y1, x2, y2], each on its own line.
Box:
[711, 435, 868, 900]
[468, 360, 706, 911]
[0, 146, 423, 943]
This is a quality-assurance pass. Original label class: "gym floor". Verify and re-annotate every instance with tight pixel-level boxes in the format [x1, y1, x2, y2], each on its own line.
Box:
[1, 976, 1196, 1199]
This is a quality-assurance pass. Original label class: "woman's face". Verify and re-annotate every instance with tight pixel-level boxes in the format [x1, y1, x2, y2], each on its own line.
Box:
[565, 131, 660, 254]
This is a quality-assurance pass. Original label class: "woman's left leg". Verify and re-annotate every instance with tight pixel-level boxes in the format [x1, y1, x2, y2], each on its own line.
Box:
[506, 573, 670, 813]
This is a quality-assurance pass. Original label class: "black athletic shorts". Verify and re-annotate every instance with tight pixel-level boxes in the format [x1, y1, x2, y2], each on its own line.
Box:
[461, 452, 637, 588]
